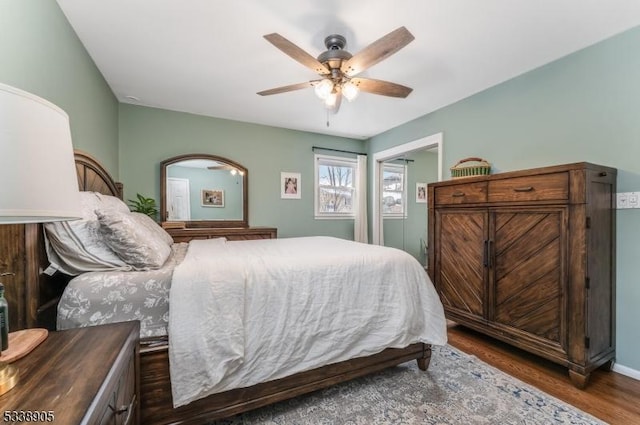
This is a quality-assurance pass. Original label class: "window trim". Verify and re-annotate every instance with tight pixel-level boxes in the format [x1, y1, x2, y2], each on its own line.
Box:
[314, 153, 357, 219]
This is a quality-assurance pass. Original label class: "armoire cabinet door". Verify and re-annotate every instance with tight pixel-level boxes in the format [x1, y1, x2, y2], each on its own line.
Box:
[434, 209, 487, 320]
[490, 208, 566, 346]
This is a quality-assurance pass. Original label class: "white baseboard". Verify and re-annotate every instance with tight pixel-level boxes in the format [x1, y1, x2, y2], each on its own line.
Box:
[612, 362, 640, 381]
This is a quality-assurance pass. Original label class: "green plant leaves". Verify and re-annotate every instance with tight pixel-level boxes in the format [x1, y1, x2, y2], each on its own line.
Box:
[128, 193, 159, 220]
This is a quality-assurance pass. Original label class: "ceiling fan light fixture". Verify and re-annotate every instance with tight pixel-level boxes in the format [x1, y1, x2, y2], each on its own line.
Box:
[314, 78, 334, 100]
[342, 81, 359, 102]
[324, 91, 338, 109]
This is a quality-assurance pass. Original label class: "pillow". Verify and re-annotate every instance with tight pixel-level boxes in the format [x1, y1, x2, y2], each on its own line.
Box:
[77, 191, 105, 220]
[76, 192, 129, 220]
[43, 192, 134, 275]
[130, 212, 174, 246]
[44, 220, 132, 275]
[96, 209, 172, 270]
[95, 192, 130, 214]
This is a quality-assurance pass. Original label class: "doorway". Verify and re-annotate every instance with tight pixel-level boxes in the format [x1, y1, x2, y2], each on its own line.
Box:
[372, 133, 443, 258]
[167, 177, 191, 220]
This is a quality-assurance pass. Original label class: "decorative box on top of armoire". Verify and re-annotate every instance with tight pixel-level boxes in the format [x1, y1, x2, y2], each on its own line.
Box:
[427, 162, 616, 388]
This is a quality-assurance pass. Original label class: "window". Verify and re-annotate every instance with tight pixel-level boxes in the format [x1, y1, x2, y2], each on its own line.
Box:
[382, 163, 406, 217]
[315, 154, 357, 218]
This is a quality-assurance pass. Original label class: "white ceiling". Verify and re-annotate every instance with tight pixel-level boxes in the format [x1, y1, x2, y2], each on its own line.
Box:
[56, 0, 640, 140]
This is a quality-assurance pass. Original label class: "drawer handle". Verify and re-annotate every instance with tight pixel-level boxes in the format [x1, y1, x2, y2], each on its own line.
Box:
[111, 394, 136, 425]
[513, 186, 534, 192]
[452, 191, 465, 197]
[599, 171, 608, 177]
[482, 240, 494, 267]
[483, 240, 488, 267]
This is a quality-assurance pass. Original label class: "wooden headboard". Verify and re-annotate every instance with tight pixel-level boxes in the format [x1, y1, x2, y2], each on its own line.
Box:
[74, 150, 123, 200]
[2, 150, 124, 331]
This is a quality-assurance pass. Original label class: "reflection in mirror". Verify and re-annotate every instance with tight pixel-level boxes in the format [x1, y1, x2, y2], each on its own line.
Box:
[381, 148, 439, 265]
[160, 154, 248, 228]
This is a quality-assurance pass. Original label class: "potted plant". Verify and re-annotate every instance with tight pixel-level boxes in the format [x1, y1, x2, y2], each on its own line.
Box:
[128, 193, 159, 220]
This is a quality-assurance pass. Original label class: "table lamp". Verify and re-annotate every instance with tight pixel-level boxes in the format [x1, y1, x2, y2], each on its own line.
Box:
[0, 82, 81, 395]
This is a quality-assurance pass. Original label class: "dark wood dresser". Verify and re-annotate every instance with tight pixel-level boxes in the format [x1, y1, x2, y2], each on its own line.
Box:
[166, 226, 277, 243]
[427, 162, 616, 388]
[0, 321, 140, 424]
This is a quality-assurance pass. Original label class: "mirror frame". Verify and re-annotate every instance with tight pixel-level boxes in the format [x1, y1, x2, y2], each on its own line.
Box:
[160, 153, 249, 228]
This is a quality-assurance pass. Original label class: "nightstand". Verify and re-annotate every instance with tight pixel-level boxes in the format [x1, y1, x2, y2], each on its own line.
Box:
[0, 321, 140, 425]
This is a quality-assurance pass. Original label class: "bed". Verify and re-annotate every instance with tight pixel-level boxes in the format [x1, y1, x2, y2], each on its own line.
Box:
[31, 151, 446, 424]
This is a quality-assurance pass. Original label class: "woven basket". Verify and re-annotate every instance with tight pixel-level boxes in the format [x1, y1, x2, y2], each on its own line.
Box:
[450, 157, 491, 179]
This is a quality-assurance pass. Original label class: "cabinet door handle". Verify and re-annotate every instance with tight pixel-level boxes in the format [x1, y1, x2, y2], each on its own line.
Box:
[513, 186, 534, 192]
[111, 394, 136, 425]
[452, 191, 465, 197]
[483, 240, 488, 267]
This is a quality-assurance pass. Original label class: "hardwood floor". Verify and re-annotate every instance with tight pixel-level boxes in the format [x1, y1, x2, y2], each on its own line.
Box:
[446, 323, 640, 424]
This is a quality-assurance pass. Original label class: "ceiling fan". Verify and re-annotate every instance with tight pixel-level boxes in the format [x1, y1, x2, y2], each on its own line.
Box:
[257, 26, 415, 114]
[208, 164, 244, 175]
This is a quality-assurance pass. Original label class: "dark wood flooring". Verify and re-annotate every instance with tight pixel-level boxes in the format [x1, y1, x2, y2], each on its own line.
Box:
[446, 323, 640, 425]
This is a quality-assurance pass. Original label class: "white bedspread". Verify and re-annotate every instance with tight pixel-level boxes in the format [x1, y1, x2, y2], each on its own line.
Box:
[168, 236, 447, 407]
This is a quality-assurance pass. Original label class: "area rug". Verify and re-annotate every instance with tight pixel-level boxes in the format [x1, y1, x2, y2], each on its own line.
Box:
[214, 345, 606, 425]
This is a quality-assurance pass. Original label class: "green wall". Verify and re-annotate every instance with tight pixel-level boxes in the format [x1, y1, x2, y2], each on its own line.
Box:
[118, 104, 366, 238]
[0, 0, 119, 176]
[369, 27, 640, 371]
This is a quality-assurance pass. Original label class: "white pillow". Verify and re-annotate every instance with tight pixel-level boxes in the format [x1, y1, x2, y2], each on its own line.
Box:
[75, 192, 129, 220]
[130, 212, 174, 246]
[96, 209, 172, 270]
[95, 192, 130, 214]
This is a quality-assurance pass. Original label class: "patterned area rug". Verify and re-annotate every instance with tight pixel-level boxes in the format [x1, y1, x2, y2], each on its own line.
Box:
[214, 345, 606, 425]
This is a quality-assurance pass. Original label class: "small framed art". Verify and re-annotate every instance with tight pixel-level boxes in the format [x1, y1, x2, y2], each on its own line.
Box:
[281, 172, 301, 199]
[416, 182, 427, 203]
[202, 189, 224, 207]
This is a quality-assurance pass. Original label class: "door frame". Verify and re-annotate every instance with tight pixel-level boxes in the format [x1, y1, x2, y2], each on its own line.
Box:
[372, 132, 443, 245]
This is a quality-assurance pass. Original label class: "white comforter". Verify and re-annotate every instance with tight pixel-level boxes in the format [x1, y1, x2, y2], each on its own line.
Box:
[168, 236, 447, 407]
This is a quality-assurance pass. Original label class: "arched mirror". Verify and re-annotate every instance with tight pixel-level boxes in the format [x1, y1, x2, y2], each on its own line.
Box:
[160, 154, 248, 228]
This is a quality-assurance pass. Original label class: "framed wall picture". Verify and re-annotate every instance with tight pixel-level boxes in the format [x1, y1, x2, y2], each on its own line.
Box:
[281, 172, 301, 199]
[202, 189, 225, 207]
[416, 182, 427, 203]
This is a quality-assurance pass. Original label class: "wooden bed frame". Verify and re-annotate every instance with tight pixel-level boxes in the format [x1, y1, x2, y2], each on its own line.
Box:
[25, 150, 433, 424]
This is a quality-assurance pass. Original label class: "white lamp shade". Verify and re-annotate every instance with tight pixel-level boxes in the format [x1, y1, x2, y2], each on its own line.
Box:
[0, 83, 81, 223]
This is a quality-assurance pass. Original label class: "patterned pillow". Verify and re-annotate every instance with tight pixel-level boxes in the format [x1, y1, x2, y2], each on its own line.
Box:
[130, 212, 174, 246]
[96, 209, 172, 270]
[43, 191, 133, 275]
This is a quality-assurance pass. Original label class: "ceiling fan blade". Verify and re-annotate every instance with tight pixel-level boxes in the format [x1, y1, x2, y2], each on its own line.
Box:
[350, 78, 413, 98]
[257, 82, 313, 96]
[341, 27, 414, 77]
[264, 33, 330, 75]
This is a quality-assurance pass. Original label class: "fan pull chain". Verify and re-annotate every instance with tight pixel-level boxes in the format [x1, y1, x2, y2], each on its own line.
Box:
[326, 110, 330, 127]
